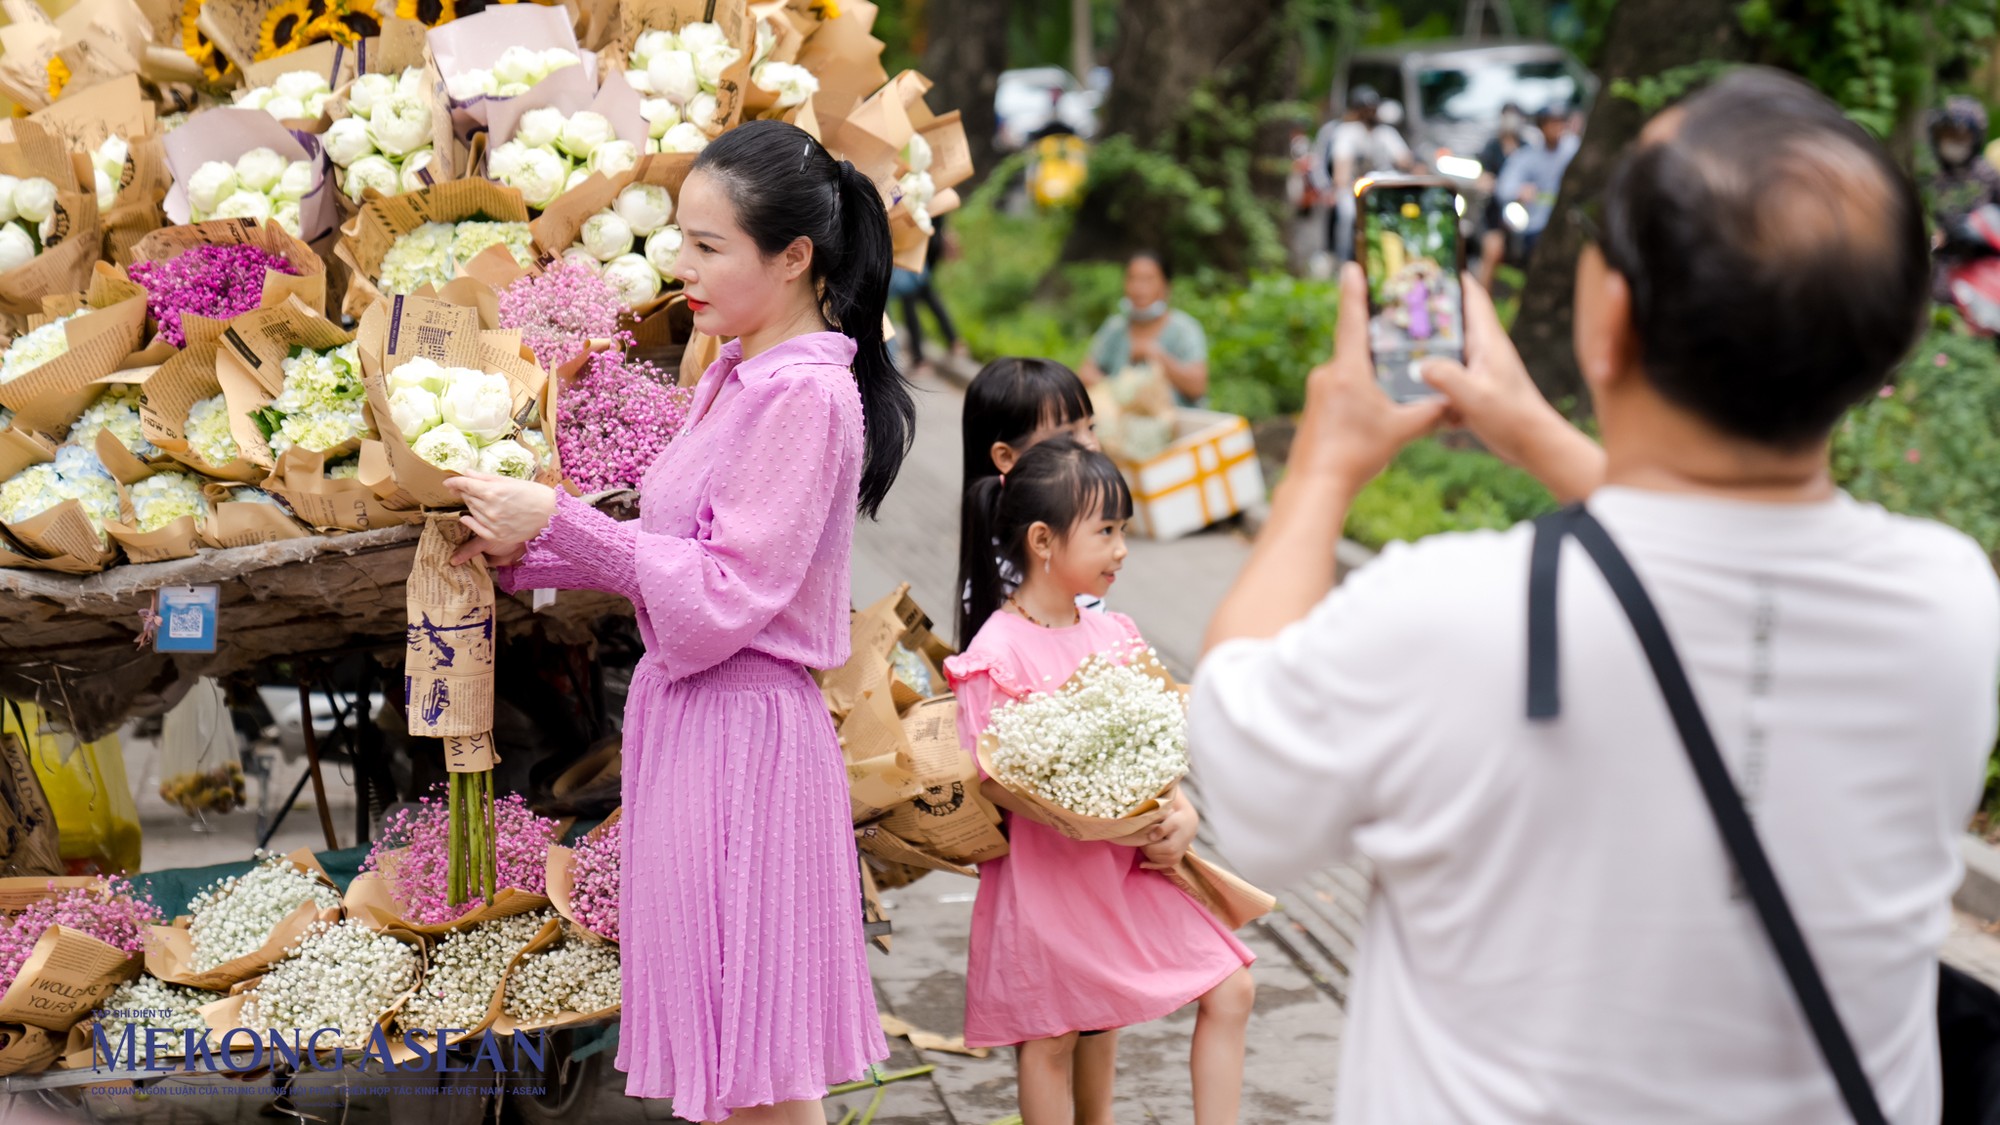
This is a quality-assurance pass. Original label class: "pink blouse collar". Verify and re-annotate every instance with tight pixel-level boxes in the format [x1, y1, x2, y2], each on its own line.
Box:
[714, 331, 858, 384]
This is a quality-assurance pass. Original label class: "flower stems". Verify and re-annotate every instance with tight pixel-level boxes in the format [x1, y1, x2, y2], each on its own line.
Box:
[446, 768, 499, 909]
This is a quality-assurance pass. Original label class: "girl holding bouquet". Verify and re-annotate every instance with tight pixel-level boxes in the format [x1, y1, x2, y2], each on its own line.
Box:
[444, 121, 911, 1124]
[946, 437, 1256, 1125]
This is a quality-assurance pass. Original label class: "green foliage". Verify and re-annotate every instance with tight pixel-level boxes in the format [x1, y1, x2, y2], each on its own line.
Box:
[1610, 60, 1742, 114]
[1832, 324, 2000, 558]
[1346, 439, 1560, 549]
[1181, 273, 1343, 418]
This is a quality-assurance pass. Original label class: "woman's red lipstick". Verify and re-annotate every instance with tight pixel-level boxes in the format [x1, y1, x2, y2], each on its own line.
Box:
[686, 297, 709, 312]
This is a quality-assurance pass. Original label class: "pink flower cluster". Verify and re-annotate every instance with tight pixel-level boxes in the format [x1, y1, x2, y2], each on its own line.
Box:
[362, 789, 559, 926]
[497, 261, 633, 371]
[567, 817, 620, 942]
[557, 351, 692, 494]
[128, 244, 302, 348]
[0, 878, 161, 991]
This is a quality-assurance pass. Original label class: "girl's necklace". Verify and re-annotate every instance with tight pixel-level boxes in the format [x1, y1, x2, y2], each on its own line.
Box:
[1007, 596, 1079, 629]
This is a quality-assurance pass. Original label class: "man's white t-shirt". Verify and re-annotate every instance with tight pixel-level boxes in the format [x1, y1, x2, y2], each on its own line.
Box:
[1191, 487, 2000, 1123]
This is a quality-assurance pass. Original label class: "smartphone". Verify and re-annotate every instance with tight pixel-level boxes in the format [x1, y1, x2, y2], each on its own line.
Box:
[1354, 176, 1466, 402]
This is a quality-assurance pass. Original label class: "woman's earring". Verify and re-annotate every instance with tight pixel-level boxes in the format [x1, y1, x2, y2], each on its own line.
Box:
[1043, 556, 1051, 575]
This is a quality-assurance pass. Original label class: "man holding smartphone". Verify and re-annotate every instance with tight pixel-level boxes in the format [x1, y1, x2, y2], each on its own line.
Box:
[1191, 69, 1999, 1124]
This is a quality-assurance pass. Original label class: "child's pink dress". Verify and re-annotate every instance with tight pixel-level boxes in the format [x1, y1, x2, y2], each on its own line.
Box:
[944, 609, 1255, 1048]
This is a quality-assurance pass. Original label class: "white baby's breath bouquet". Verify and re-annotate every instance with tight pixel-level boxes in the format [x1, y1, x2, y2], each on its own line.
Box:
[979, 642, 1189, 835]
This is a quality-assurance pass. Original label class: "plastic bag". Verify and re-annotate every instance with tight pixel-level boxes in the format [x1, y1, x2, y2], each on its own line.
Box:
[157, 680, 244, 817]
[7, 702, 142, 876]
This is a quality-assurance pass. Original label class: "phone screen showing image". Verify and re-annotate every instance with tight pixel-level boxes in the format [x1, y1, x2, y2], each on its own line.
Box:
[1361, 183, 1465, 401]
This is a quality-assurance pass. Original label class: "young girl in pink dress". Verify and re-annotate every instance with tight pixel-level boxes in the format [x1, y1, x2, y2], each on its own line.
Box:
[945, 437, 1256, 1124]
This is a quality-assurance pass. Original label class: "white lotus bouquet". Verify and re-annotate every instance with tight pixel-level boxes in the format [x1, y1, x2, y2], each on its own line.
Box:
[378, 220, 536, 295]
[0, 174, 64, 273]
[248, 341, 371, 456]
[323, 68, 439, 204]
[981, 643, 1189, 828]
[232, 69, 335, 123]
[624, 22, 739, 144]
[388, 356, 540, 478]
[488, 107, 640, 210]
[899, 134, 938, 235]
[89, 137, 128, 213]
[184, 147, 318, 238]
[444, 45, 583, 102]
[559, 183, 681, 307]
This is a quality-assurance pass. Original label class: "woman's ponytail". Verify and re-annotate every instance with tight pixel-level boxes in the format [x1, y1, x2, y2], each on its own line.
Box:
[691, 121, 915, 521]
[826, 159, 914, 519]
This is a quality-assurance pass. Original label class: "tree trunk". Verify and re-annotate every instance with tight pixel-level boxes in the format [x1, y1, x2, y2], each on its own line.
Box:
[1056, 0, 1296, 273]
[920, 0, 1009, 190]
[1511, 0, 1753, 406]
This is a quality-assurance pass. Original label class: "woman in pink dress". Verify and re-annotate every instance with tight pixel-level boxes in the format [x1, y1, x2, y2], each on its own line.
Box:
[444, 121, 912, 1124]
[946, 438, 1257, 1124]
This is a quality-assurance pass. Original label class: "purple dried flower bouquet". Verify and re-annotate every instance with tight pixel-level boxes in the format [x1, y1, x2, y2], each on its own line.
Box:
[128, 243, 302, 349]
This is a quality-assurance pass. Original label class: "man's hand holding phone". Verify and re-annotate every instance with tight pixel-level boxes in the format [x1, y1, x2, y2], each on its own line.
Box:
[1418, 276, 1606, 504]
[1289, 263, 1449, 495]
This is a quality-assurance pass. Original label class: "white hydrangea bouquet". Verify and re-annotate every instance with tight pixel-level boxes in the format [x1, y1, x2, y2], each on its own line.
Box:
[143, 848, 344, 992]
[977, 641, 1190, 839]
[335, 179, 535, 321]
[322, 68, 443, 205]
[211, 300, 369, 471]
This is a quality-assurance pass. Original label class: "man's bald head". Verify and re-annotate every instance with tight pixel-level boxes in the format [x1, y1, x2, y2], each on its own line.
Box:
[1596, 69, 1928, 447]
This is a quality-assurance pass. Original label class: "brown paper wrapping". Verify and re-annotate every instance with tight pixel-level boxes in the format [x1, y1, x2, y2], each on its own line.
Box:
[139, 314, 266, 483]
[916, 109, 973, 194]
[0, 293, 148, 436]
[0, 924, 141, 1031]
[28, 77, 171, 265]
[870, 696, 1006, 864]
[0, 121, 102, 319]
[833, 72, 914, 194]
[101, 430, 205, 564]
[343, 855, 551, 938]
[484, 915, 620, 1037]
[0, 429, 118, 574]
[1165, 851, 1277, 931]
[126, 218, 329, 325]
[202, 925, 425, 1067]
[794, 0, 886, 142]
[265, 446, 423, 533]
[200, 482, 313, 549]
[210, 297, 360, 469]
[405, 514, 496, 741]
[0, 1022, 56, 1076]
[609, 0, 754, 139]
[544, 807, 619, 944]
[335, 179, 531, 322]
[142, 848, 343, 991]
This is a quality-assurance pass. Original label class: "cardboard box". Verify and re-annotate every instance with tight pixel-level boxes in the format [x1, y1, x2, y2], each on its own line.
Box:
[1116, 408, 1265, 541]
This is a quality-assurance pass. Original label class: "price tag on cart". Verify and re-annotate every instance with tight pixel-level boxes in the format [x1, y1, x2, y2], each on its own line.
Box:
[154, 586, 220, 653]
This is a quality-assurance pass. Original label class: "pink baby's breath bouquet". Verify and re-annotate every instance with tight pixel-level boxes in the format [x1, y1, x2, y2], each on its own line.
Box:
[556, 351, 691, 494]
[0, 877, 158, 1030]
[547, 810, 620, 943]
[497, 258, 631, 372]
[351, 788, 559, 933]
[127, 244, 302, 349]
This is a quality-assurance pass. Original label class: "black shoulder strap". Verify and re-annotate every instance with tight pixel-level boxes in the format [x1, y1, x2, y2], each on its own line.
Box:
[1526, 505, 1888, 1125]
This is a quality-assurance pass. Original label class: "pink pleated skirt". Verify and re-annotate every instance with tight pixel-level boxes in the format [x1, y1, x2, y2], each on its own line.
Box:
[615, 648, 887, 1121]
